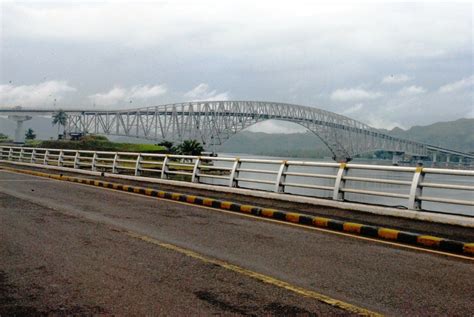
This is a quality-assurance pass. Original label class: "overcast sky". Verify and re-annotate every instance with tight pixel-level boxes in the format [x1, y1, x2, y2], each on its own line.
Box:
[1, 0, 473, 132]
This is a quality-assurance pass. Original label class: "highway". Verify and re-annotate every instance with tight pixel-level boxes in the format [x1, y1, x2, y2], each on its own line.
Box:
[1, 170, 473, 316]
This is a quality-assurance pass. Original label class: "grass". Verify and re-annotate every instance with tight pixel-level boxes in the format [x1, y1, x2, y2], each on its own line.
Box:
[33, 135, 166, 153]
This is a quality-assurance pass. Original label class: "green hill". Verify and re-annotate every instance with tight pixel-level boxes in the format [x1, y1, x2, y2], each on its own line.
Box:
[381, 118, 474, 153]
[219, 131, 332, 158]
[220, 118, 474, 157]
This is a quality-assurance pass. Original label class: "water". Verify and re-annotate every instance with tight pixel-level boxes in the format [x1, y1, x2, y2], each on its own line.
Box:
[197, 153, 474, 217]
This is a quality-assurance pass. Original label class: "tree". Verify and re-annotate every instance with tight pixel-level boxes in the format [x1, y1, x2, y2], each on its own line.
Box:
[0, 133, 9, 141]
[52, 110, 68, 139]
[25, 128, 36, 140]
[176, 140, 204, 156]
[157, 140, 176, 154]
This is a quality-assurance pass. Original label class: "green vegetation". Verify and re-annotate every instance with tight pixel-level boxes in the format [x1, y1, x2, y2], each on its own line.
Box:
[157, 140, 205, 155]
[0, 133, 11, 143]
[157, 140, 177, 153]
[52, 110, 68, 139]
[36, 135, 166, 153]
[175, 139, 204, 155]
[25, 139, 42, 147]
[25, 135, 205, 155]
[25, 128, 36, 140]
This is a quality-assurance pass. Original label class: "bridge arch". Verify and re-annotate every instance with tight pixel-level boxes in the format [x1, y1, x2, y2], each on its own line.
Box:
[66, 100, 428, 161]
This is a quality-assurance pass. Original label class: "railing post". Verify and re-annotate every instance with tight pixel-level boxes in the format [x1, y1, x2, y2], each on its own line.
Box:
[58, 150, 64, 167]
[228, 157, 241, 188]
[332, 163, 348, 201]
[43, 149, 49, 165]
[19, 148, 25, 162]
[134, 154, 142, 176]
[112, 153, 118, 173]
[8, 148, 13, 161]
[73, 151, 80, 169]
[191, 157, 201, 183]
[31, 148, 36, 163]
[408, 165, 425, 210]
[274, 161, 288, 193]
[161, 155, 169, 179]
[91, 152, 97, 171]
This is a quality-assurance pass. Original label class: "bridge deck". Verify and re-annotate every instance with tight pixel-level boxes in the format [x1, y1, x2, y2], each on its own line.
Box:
[1, 168, 472, 315]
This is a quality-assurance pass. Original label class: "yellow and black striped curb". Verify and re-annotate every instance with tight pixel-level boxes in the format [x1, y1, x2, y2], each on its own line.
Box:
[4, 166, 474, 257]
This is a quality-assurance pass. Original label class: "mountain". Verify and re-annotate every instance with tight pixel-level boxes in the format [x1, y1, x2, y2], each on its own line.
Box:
[219, 131, 332, 158]
[381, 118, 474, 153]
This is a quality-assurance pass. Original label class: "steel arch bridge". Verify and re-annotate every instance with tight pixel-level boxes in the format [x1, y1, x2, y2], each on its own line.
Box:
[65, 100, 432, 161]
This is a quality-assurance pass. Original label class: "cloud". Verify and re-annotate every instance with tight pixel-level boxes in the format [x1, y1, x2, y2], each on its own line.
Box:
[184, 83, 229, 101]
[3, 2, 471, 60]
[438, 75, 474, 93]
[342, 103, 364, 115]
[245, 120, 307, 134]
[330, 88, 382, 102]
[381, 74, 412, 84]
[0, 80, 76, 107]
[89, 84, 167, 106]
[129, 85, 167, 99]
[398, 85, 426, 96]
[89, 87, 126, 106]
[365, 114, 406, 130]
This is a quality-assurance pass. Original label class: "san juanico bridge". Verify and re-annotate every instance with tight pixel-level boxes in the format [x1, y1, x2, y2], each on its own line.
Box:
[1, 2, 474, 316]
[1, 100, 473, 315]
[2, 101, 473, 163]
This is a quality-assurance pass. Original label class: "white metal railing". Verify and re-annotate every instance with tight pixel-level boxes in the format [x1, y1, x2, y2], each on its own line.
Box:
[1, 146, 473, 214]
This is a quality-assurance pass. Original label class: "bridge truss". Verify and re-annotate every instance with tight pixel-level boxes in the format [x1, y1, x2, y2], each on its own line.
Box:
[65, 100, 433, 161]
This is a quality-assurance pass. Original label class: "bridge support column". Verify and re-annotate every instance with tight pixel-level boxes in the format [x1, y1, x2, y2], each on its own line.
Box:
[333, 156, 352, 163]
[392, 152, 405, 166]
[8, 115, 32, 143]
[431, 152, 437, 167]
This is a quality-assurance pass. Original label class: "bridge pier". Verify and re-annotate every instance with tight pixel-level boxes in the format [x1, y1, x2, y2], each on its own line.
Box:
[333, 156, 352, 163]
[446, 154, 451, 167]
[392, 152, 405, 166]
[8, 115, 32, 143]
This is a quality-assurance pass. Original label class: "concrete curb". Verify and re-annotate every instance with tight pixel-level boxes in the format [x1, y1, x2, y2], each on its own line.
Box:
[3, 166, 473, 257]
[1, 160, 473, 228]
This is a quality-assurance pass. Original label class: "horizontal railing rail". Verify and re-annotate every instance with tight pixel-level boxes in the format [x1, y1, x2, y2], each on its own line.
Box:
[1, 146, 473, 215]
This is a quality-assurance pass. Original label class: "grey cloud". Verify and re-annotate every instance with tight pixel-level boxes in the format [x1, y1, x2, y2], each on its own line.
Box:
[1, 2, 472, 130]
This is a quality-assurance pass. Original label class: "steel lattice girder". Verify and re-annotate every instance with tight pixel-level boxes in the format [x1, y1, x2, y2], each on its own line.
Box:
[66, 100, 428, 160]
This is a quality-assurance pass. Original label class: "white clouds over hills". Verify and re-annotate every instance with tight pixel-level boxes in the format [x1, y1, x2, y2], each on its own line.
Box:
[438, 75, 474, 93]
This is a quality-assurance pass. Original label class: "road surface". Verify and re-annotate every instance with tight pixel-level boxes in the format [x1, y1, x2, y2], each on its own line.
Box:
[1, 170, 473, 315]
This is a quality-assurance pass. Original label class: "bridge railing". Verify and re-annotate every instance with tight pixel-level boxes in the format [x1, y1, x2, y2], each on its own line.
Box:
[1, 146, 473, 215]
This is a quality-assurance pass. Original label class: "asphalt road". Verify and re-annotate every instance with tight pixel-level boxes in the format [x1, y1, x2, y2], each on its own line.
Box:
[1, 170, 473, 316]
